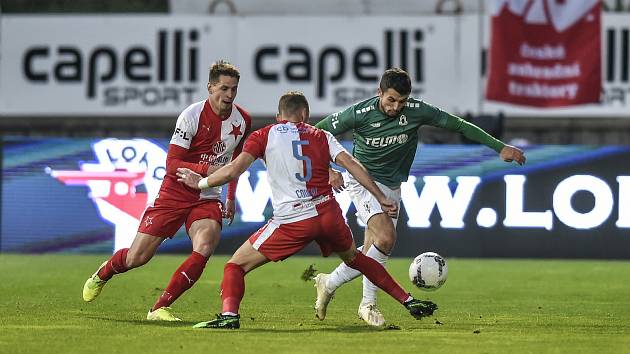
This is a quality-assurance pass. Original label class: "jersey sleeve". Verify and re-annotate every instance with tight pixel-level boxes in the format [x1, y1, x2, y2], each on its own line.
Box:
[169, 107, 198, 149]
[165, 144, 208, 176]
[418, 101, 505, 153]
[323, 131, 348, 162]
[242, 127, 269, 160]
[446, 118, 505, 152]
[315, 105, 356, 135]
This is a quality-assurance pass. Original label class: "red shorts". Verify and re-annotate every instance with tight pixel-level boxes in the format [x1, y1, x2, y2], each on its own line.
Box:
[138, 198, 223, 238]
[248, 201, 354, 261]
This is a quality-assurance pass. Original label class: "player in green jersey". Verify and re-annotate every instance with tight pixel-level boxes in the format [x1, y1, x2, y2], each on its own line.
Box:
[312, 68, 525, 327]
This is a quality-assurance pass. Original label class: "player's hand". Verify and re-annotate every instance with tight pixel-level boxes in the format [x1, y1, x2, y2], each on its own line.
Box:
[224, 199, 236, 226]
[176, 168, 202, 189]
[500, 145, 526, 165]
[378, 198, 398, 218]
[329, 169, 345, 192]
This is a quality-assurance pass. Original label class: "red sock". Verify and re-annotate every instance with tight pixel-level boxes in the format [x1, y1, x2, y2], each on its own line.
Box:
[221, 262, 245, 314]
[152, 251, 209, 311]
[97, 248, 129, 281]
[347, 252, 409, 304]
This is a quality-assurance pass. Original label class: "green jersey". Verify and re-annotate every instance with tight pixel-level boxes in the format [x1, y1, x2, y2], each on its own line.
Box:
[315, 96, 505, 188]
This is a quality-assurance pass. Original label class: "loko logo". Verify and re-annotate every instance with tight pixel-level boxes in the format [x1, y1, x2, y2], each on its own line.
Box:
[48, 139, 167, 252]
[492, 0, 599, 33]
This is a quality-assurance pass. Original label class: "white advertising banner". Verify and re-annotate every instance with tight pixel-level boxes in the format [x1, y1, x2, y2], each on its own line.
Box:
[0, 15, 480, 117]
[0, 16, 233, 116]
[0, 14, 628, 117]
[234, 16, 481, 117]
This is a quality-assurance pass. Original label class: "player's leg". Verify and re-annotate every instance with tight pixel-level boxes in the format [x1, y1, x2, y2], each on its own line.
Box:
[195, 219, 310, 329]
[149, 219, 220, 320]
[323, 177, 379, 289]
[337, 246, 407, 303]
[222, 241, 270, 314]
[323, 176, 400, 325]
[357, 213, 396, 325]
[82, 232, 163, 302]
[149, 202, 222, 320]
[313, 203, 359, 321]
[352, 178, 399, 324]
[194, 240, 270, 329]
[313, 205, 436, 323]
[337, 247, 437, 321]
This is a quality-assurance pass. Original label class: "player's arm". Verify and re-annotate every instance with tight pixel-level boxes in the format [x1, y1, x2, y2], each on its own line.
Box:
[424, 104, 526, 165]
[223, 138, 244, 225]
[444, 115, 525, 165]
[315, 105, 356, 135]
[224, 115, 252, 224]
[226, 140, 245, 199]
[176, 152, 256, 190]
[334, 151, 397, 217]
[166, 145, 210, 176]
[316, 106, 357, 190]
[181, 126, 266, 190]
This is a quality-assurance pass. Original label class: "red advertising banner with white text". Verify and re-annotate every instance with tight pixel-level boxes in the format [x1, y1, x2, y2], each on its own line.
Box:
[486, 0, 601, 107]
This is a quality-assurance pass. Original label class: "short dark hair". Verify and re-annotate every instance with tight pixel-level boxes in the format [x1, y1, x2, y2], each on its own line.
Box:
[278, 91, 309, 117]
[208, 60, 240, 84]
[379, 68, 411, 96]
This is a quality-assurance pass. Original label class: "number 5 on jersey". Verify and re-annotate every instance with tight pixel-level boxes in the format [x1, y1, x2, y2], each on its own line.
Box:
[292, 140, 312, 182]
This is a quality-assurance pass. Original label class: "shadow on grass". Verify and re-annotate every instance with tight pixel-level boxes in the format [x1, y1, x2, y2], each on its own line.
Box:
[82, 314, 194, 327]
[82, 314, 389, 332]
[231, 325, 387, 333]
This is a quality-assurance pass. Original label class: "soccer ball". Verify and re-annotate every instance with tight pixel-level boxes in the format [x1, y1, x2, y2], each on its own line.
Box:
[408, 252, 448, 291]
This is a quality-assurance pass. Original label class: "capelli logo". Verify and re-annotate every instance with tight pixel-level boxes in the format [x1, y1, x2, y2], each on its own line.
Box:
[22, 28, 201, 106]
[254, 29, 425, 99]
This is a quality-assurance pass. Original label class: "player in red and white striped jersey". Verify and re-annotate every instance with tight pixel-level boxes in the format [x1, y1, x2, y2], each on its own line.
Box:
[82, 61, 251, 322]
[176, 91, 437, 329]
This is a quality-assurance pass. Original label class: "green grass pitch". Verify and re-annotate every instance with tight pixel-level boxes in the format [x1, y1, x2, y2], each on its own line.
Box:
[1, 254, 630, 354]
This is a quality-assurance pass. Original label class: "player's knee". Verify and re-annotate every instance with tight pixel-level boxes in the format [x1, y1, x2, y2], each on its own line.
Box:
[190, 226, 220, 257]
[374, 232, 396, 252]
[125, 250, 151, 268]
[340, 254, 355, 264]
[338, 248, 358, 264]
[193, 240, 216, 257]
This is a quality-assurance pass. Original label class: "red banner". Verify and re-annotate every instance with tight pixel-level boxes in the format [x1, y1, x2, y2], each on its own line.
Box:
[486, 0, 601, 107]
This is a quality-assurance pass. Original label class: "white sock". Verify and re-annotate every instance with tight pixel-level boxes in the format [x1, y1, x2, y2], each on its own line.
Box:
[361, 245, 389, 305]
[325, 246, 364, 292]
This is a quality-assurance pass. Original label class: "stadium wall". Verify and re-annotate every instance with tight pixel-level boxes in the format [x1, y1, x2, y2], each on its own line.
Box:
[2, 137, 629, 258]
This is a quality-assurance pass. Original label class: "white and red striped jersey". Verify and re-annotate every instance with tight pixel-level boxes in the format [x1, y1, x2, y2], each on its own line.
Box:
[158, 99, 251, 203]
[243, 120, 348, 223]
